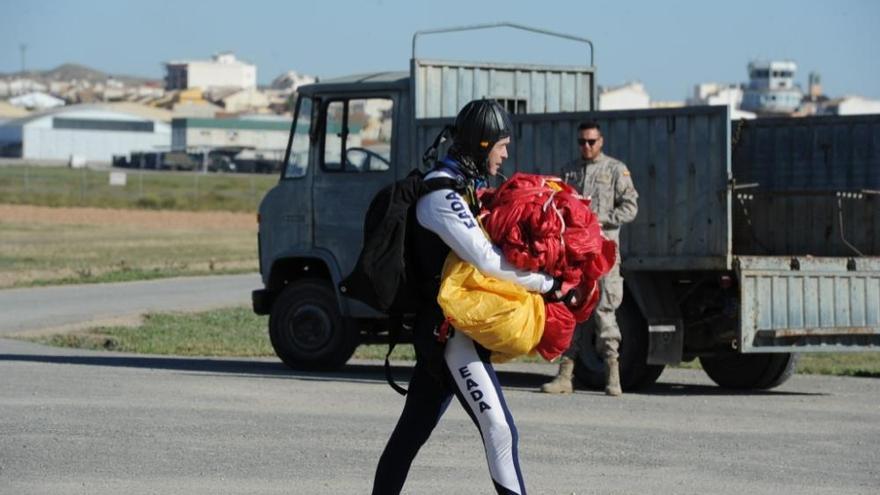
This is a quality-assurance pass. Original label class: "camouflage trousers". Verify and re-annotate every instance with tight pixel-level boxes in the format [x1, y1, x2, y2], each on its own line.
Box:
[564, 252, 623, 361]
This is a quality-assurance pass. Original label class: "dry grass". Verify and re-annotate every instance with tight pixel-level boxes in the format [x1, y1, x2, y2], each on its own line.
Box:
[0, 165, 276, 212]
[0, 204, 258, 288]
[0, 204, 256, 229]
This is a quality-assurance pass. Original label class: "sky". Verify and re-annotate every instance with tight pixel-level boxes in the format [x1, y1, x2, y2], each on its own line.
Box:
[2, 0, 878, 101]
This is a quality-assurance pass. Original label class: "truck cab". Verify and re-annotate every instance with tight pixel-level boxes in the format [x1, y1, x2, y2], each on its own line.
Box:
[253, 23, 598, 370]
[252, 73, 411, 368]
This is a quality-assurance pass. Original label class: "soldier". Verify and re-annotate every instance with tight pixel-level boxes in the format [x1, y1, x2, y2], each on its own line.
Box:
[540, 121, 639, 397]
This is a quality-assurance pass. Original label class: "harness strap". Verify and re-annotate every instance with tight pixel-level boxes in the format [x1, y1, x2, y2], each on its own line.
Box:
[422, 126, 454, 168]
[384, 314, 409, 396]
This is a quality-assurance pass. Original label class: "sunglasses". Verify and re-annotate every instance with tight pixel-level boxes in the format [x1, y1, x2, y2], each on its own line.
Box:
[577, 138, 599, 147]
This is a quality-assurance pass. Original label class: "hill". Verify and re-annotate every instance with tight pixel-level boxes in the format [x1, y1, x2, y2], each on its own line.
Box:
[0, 63, 160, 86]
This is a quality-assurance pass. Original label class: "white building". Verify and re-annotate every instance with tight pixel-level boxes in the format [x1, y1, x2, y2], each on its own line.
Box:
[9, 91, 66, 110]
[598, 82, 650, 110]
[0, 78, 48, 97]
[689, 83, 742, 107]
[0, 104, 170, 163]
[164, 52, 256, 91]
[271, 71, 317, 92]
[688, 83, 755, 119]
[820, 96, 880, 116]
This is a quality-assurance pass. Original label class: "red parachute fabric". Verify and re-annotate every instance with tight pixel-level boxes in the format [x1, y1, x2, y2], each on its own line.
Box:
[480, 173, 617, 361]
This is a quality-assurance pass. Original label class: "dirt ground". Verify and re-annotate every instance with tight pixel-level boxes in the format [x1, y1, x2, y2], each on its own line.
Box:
[0, 204, 257, 231]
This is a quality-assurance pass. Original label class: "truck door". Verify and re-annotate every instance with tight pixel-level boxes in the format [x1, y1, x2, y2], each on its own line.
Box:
[258, 95, 315, 280]
[312, 95, 397, 278]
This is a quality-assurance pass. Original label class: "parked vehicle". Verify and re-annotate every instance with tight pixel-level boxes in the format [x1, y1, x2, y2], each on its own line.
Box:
[252, 23, 880, 390]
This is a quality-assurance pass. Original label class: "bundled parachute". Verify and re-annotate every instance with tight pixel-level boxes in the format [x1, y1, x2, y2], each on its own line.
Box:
[438, 173, 617, 362]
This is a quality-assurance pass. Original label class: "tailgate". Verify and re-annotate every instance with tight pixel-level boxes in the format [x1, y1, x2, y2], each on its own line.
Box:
[737, 256, 880, 352]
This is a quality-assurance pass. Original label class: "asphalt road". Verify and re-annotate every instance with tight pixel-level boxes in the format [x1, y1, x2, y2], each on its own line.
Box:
[0, 273, 262, 335]
[1, 337, 878, 495]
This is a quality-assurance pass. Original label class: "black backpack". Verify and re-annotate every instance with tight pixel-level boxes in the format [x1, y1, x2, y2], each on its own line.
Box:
[339, 169, 466, 313]
[339, 168, 466, 394]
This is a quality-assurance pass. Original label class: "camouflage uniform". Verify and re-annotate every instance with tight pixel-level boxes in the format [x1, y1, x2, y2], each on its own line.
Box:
[560, 152, 638, 361]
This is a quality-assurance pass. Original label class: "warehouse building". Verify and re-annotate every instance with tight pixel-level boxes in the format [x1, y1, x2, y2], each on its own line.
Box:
[0, 104, 170, 163]
[171, 115, 289, 152]
[168, 115, 290, 173]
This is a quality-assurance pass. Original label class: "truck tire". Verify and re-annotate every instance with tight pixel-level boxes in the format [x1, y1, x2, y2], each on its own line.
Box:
[573, 294, 665, 391]
[269, 279, 358, 371]
[699, 352, 799, 390]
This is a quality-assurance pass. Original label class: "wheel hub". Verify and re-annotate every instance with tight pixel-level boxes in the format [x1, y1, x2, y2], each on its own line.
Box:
[288, 305, 333, 352]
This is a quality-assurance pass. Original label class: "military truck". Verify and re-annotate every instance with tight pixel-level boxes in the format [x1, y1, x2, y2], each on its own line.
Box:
[252, 23, 879, 390]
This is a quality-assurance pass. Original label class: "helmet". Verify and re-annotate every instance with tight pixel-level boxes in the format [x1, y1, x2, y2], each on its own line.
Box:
[449, 99, 512, 177]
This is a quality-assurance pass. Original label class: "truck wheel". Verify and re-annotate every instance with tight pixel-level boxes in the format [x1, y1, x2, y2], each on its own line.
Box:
[699, 352, 799, 390]
[573, 294, 665, 391]
[269, 279, 358, 371]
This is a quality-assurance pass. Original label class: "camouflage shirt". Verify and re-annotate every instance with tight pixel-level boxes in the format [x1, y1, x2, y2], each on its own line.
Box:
[560, 152, 638, 241]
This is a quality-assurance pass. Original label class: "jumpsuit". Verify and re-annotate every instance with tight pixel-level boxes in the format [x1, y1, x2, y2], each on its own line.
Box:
[560, 152, 639, 361]
[372, 165, 554, 495]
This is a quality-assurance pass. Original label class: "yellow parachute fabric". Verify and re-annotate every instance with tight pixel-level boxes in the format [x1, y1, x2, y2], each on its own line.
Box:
[437, 253, 545, 363]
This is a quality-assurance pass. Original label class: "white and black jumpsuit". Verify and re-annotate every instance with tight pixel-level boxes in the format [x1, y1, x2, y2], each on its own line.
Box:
[372, 164, 553, 495]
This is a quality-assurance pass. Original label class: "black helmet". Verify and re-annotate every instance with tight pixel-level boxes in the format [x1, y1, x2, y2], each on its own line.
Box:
[448, 99, 512, 178]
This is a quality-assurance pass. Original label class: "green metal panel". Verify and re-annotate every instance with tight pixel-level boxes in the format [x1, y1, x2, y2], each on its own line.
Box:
[173, 118, 290, 132]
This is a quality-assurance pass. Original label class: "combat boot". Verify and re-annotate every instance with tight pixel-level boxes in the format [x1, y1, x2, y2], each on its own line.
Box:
[540, 357, 574, 394]
[605, 358, 622, 396]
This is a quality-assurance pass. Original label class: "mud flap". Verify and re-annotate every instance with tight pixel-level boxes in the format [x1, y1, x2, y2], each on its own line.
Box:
[647, 319, 683, 365]
[625, 272, 684, 365]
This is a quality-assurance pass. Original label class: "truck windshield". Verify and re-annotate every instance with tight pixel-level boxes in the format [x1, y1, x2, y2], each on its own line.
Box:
[284, 96, 313, 179]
